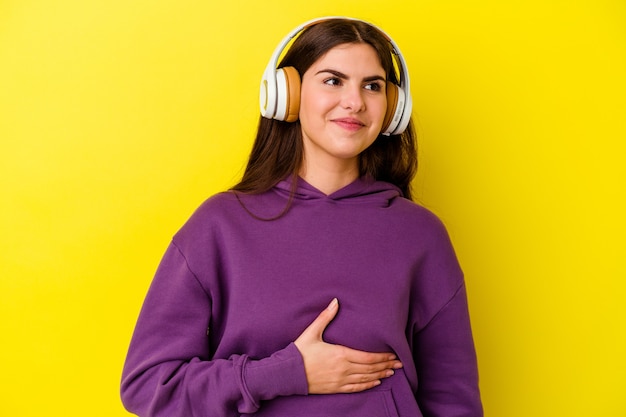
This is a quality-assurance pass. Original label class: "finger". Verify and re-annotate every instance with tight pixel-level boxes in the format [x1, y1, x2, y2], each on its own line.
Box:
[339, 365, 403, 392]
[344, 367, 397, 384]
[304, 298, 338, 338]
[339, 346, 399, 365]
[338, 379, 383, 394]
[345, 360, 403, 376]
[300, 298, 339, 341]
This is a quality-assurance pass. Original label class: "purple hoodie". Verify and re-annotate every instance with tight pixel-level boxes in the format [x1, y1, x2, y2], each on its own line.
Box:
[121, 176, 482, 417]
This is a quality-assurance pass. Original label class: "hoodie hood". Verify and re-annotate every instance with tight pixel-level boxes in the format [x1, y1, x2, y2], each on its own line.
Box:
[273, 175, 403, 207]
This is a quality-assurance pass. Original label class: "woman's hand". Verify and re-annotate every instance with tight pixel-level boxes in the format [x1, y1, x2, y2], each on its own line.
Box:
[294, 298, 403, 394]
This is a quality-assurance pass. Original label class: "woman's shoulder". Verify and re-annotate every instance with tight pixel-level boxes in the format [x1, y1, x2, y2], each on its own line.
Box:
[388, 197, 457, 243]
[393, 196, 448, 225]
[180, 191, 237, 223]
[172, 191, 242, 241]
[196, 190, 240, 213]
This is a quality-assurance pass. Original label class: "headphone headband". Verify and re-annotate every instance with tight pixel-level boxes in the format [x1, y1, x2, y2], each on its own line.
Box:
[260, 16, 412, 136]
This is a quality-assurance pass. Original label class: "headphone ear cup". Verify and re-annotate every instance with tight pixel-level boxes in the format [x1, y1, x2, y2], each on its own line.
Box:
[382, 81, 399, 134]
[274, 66, 301, 122]
[282, 66, 301, 122]
[382, 82, 408, 135]
[260, 72, 276, 119]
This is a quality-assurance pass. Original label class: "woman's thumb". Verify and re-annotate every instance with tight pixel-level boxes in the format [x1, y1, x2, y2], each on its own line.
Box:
[302, 298, 339, 340]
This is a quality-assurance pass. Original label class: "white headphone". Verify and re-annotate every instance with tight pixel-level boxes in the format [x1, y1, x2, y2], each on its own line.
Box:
[259, 16, 412, 136]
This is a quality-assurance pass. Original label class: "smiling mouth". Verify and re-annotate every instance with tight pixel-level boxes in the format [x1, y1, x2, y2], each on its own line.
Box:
[332, 118, 365, 131]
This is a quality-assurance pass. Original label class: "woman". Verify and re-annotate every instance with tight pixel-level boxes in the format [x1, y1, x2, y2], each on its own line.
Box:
[121, 17, 483, 417]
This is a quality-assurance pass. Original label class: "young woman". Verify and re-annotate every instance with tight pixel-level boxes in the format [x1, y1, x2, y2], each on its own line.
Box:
[121, 17, 483, 417]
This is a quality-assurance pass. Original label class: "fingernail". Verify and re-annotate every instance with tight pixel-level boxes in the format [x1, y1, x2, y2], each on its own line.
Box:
[388, 354, 397, 360]
[393, 362, 403, 369]
[386, 370, 395, 377]
[327, 298, 338, 310]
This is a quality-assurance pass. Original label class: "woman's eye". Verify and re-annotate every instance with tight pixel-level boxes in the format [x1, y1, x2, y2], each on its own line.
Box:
[324, 77, 341, 86]
[364, 82, 383, 92]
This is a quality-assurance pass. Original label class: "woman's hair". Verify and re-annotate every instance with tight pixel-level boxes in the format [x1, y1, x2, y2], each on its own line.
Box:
[232, 18, 418, 200]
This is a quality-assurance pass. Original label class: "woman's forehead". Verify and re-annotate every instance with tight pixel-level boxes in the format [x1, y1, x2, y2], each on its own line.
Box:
[307, 43, 385, 75]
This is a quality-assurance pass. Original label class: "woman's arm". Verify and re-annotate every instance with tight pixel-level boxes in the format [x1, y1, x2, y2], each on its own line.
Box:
[413, 283, 483, 417]
[121, 242, 401, 417]
[120, 242, 308, 417]
[409, 210, 483, 417]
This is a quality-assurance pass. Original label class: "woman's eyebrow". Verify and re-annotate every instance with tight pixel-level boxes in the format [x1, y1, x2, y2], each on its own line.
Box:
[315, 68, 386, 82]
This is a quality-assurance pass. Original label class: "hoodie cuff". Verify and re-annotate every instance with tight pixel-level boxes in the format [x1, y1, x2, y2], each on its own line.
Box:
[243, 342, 309, 402]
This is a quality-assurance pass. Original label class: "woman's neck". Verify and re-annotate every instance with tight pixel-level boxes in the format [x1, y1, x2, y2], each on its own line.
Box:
[298, 158, 359, 195]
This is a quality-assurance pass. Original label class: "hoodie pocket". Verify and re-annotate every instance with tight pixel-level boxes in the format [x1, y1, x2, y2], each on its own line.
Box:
[378, 388, 402, 417]
[246, 368, 422, 417]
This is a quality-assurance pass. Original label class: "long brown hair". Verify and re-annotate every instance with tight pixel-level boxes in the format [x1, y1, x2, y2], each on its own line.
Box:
[232, 18, 418, 200]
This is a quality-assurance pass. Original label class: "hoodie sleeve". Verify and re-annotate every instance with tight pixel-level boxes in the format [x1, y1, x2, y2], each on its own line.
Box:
[413, 284, 483, 417]
[410, 214, 483, 417]
[120, 241, 309, 417]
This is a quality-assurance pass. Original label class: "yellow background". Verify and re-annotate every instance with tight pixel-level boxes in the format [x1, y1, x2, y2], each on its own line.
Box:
[1, 0, 624, 416]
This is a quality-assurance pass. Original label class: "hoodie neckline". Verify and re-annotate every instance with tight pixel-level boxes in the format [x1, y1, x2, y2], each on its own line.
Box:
[273, 175, 402, 206]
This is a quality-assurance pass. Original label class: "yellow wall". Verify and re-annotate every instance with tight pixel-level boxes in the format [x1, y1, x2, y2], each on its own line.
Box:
[1, 1, 624, 415]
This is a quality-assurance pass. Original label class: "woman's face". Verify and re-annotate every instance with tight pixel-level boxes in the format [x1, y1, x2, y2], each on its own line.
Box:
[298, 42, 387, 171]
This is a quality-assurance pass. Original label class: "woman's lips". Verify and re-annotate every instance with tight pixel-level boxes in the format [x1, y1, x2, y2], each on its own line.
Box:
[332, 118, 365, 131]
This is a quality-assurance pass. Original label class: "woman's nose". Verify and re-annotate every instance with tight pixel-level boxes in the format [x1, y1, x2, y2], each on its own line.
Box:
[340, 85, 365, 111]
